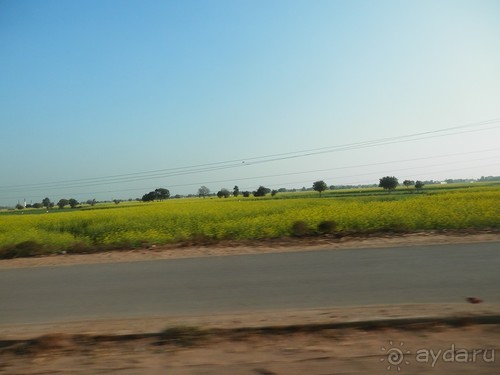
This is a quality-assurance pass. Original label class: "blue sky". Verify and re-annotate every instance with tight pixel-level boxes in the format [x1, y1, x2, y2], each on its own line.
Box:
[1, 0, 499, 205]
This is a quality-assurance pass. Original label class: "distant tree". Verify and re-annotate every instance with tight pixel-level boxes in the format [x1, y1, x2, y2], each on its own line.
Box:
[198, 186, 210, 198]
[57, 199, 69, 209]
[68, 198, 79, 208]
[33, 203, 43, 209]
[15, 203, 24, 210]
[217, 188, 230, 198]
[415, 180, 425, 191]
[233, 185, 240, 197]
[86, 199, 96, 206]
[312, 180, 328, 197]
[113, 199, 121, 205]
[278, 188, 287, 193]
[142, 191, 157, 202]
[379, 176, 399, 192]
[155, 188, 170, 201]
[479, 175, 500, 182]
[329, 185, 335, 190]
[271, 189, 278, 196]
[254, 186, 271, 197]
[242, 191, 250, 197]
[403, 180, 415, 189]
[142, 188, 170, 202]
[42, 197, 51, 209]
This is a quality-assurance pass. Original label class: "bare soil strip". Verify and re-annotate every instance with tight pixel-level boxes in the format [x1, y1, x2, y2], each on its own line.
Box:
[1, 305, 500, 374]
[2, 303, 499, 339]
[1, 230, 499, 269]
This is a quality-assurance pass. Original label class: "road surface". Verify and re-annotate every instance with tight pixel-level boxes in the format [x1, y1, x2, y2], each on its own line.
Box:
[0, 242, 499, 324]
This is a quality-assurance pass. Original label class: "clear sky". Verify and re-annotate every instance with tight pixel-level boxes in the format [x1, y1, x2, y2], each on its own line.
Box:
[1, 0, 499, 206]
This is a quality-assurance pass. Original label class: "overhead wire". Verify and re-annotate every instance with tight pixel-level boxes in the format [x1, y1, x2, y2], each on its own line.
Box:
[2, 149, 498, 200]
[1, 118, 499, 193]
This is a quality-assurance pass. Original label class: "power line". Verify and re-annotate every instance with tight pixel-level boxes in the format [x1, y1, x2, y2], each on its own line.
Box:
[258, 162, 500, 190]
[1, 118, 499, 192]
[341, 163, 500, 187]
[1, 149, 498, 200]
[150, 153, 500, 190]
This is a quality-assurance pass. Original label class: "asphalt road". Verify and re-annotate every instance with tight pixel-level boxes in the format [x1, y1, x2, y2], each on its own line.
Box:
[0, 242, 499, 325]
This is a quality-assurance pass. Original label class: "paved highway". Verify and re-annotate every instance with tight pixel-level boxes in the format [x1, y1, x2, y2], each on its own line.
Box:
[0, 242, 499, 324]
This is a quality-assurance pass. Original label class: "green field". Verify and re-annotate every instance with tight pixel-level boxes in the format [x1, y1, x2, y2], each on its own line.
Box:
[1, 183, 499, 259]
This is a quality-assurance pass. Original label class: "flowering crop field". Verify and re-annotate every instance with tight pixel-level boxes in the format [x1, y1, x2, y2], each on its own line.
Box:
[0, 185, 499, 258]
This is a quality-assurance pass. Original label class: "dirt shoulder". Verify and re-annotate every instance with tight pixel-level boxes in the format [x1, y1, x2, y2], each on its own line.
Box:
[2, 324, 499, 374]
[2, 303, 500, 339]
[1, 230, 499, 269]
[1, 305, 500, 374]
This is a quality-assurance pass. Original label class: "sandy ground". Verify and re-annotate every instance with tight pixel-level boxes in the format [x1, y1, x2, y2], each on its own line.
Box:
[1, 317, 499, 374]
[1, 232, 499, 373]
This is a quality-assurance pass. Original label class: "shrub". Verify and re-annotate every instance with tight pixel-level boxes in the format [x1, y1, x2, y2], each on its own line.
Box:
[291, 221, 309, 236]
[317, 220, 337, 234]
[66, 242, 92, 254]
[0, 240, 44, 259]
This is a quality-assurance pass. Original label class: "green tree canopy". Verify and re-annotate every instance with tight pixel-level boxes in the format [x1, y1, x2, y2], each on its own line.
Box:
[142, 191, 156, 202]
[312, 180, 328, 197]
[42, 197, 51, 209]
[254, 186, 270, 197]
[57, 199, 69, 209]
[217, 188, 230, 198]
[155, 188, 170, 201]
[142, 188, 170, 202]
[198, 186, 210, 198]
[403, 180, 415, 189]
[379, 176, 399, 192]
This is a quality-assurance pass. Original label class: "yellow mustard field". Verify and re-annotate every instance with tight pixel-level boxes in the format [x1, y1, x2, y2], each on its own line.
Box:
[0, 187, 499, 257]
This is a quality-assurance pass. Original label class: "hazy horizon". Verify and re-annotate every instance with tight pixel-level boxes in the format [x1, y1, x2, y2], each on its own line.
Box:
[1, 0, 499, 206]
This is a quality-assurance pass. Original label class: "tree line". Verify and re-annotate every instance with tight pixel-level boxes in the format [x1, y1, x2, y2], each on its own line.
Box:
[13, 176, 427, 209]
[199, 177, 425, 199]
[379, 176, 424, 192]
[16, 197, 102, 210]
[197, 185, 279, 199]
